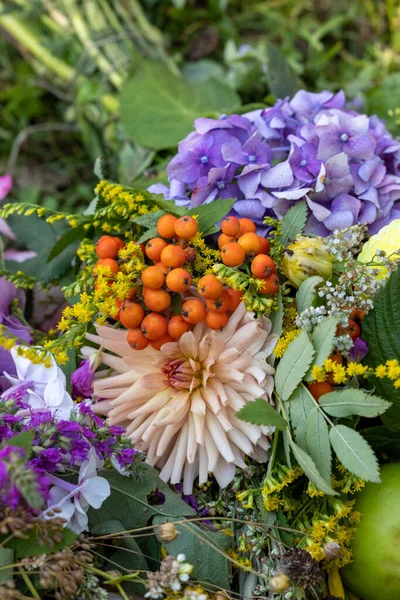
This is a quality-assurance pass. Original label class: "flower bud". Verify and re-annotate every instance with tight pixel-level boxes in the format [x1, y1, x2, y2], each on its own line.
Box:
[269, 572, 290, 593]
[323, 542, 342, 559]
[156, 522, 179, 543]
[281, 236, 334, 288]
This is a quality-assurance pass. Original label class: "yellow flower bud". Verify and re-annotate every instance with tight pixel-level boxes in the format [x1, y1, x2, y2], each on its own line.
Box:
[281, 236, 334, 288]
[269, 572, 290, 593]
[156, 522, 179, 543]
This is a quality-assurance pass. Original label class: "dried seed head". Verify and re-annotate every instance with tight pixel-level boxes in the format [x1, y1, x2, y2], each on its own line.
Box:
[156, 521, 179, 543]
[270, 573, 290, 593]
[323, 542, 342, 559]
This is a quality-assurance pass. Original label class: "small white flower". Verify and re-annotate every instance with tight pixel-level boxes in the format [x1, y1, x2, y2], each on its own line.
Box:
[44, 448, 111, 533]
[2, 347, 73, 420]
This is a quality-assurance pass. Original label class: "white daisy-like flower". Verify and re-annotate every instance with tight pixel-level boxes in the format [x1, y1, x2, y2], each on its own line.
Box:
[85, 303, 278, 493]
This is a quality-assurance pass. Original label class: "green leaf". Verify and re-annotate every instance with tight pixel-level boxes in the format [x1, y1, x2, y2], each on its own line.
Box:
[93, 155, 108, 179]
[329, 425, 380, 482]
[120, 61, 240, 150]
[137, 227, 158, 244]
[236, 398, 287, 430]
[188, 198, 235, 233]
[152, 196, 189, 216]
[288, 386, 315, 452]
[9, 528, 76, 558]
[275, 330, 315, 401]
[289, 437, 337, 495]
[296, 276, 323, 313]
[265, 45, 302, 99]
[153, 516, 232, 589]
[118, 142, 155, 185]
[362, 426, 400, 458]
[362, 267, 400, 431]
[91, 519, 148, 575]
[280, 201, 307, 246]
[9, 431, 34, 458]
[47, 224, 86, 263]
[0, 547, 14, 582]
[306, 407, 331, 479]
[132, 210, 166, 229]
[320, 388, 391, 418]
[305, 316, 339, 381]
[88, 465, 195, 532]
[171, 293, 182, 315]
[367, 74, 400, 134]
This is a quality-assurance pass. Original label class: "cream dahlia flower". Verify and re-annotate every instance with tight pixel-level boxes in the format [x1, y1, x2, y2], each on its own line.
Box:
[84, 303, 278, 493]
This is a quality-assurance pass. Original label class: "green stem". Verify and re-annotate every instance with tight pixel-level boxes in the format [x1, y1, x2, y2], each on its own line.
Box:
[268, 427, 280, 473]
[0, 13, 74, 81]
[18, 567, 41, 600]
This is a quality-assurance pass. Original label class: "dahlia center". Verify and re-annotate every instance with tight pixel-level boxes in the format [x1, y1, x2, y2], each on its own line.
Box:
[162, 357, 204, 390]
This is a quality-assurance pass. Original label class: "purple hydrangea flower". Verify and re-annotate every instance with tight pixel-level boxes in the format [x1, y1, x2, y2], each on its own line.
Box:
[157, 90, 400, 234]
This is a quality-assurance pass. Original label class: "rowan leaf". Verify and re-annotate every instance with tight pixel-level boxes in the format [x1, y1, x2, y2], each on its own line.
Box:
[306, 407, 331, 480]
[329, 425, 380, 482]
[275, 330, 315, 400]
[320, 388, 391, 418]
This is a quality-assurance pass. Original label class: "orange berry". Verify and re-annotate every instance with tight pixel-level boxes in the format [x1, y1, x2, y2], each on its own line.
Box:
[150, 334, 175, 350]
[206, 290, 231, 313]
[141, 265, 165, 290]
[95, 258, 119, 275]
[181, 299, 207, 324]
[226, 288, 242, 312]
[143, 288, 171, 312]
[259, 273, 280, 295]
[126, 328, 149, 350]
[221, 242, 245, 267]
[126, 286, 138, 301]
[308, 382, 333, 401]
[238, 218, 256, 235]
[251, 254, 276, 278]
[157, 214, 178, 239]
[155, 261, 169, 276]
[114, 299, 124, 320]
[119, 302, 145, 329]
[206, 310, 229, 330]
[96, 236, 119, 259]
[174, 216, 198, 239]
[145, 238, 167, 262]
[257, 236, 270, 255]
[168, 315, 191, 338]
[113, 237, 125, 251]
[238, 232, 261, 255]
[345, 319, 361, 340]
[197, 274, 223, 299]
[160, 244, 186, 268]
[141, 313, 168, 340]
[166, 268, 192, 292]
[218, 233, 234, 250]
[221, 216, 240, 236]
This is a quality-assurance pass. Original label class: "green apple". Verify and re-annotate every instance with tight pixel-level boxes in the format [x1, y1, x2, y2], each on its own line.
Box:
[342, 463, 400, 600]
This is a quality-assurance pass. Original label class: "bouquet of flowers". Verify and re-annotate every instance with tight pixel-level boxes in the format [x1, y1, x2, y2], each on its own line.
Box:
[0, 90, 400, 600]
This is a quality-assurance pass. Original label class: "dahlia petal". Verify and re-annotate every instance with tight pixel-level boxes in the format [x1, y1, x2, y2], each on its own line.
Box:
[187, 414, 198, 464]
[204, 429, 219, 471]
[171, 424, 189, 484]
[198, 445, 209, 485]
[206, 412, 236, 463]
[193, 413, 205, 445]
[183, 461, 198, 495]
[213, 458, 236, 488]
[227, 428, 253, 454]
[190, 388, 206, 416]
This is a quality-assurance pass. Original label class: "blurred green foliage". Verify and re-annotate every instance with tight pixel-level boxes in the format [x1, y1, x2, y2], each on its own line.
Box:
[0, 0, 400, 212]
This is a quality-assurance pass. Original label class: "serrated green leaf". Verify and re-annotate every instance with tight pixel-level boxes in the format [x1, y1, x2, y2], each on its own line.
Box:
[9, 528, 76, 558]
[296, 276, 323, 313]
[289, 437, 337, 495]
[320, 388, 391, 418]
[153, 516, 232, 588]
[152, 196, 189, 216]
[288, 385, 315, 451]
[236, 398, 287, 430]
[280, 201, 307, 246]
[305, 316, 339, 381]
[188, 198, 235, 233]
[137, 227, 159, 244]
[47, 224, 86, 263]
[362, 426, 400, 458]
[9, 431, 34, 458]
[362, 267, 400, 431]
[306, 407, 331, 480]
[88, 464, 194, 532]
[132, 209, 166, 229]
[275, 330, 315, 400]
[119, 61, 240, 149]
[329, 425, 380, 482]
[93, 155, 107, 179]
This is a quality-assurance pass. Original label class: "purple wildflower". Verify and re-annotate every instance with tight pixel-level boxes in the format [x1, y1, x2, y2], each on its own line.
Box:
[71, 359, 94, 400]
[348, 338, 369, 362]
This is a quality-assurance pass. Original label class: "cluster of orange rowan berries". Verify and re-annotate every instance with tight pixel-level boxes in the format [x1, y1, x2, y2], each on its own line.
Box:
[94, 214, 243, 351]
[219, 216, 279, 295]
